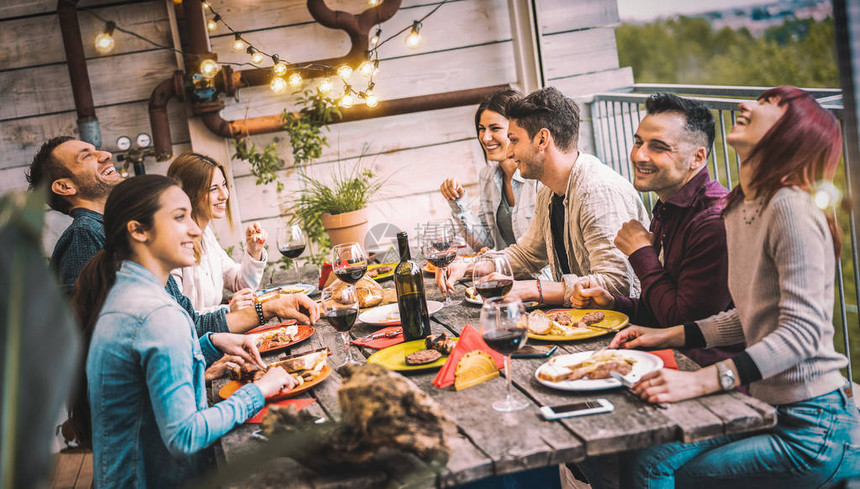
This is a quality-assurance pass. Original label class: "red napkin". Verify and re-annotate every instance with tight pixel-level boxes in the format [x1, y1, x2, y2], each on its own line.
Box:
[649, 349, 678, 370]
[433, 324, 505, 389]
[350, 326, 404, 349]
[246, 398, 316, 424]
[318, 263, 332, 290]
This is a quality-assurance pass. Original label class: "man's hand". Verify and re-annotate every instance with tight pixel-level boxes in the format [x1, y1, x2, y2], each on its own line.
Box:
[614, 219, 654, 256]
[245, 222, 268, 260]
[210, 333, 264, 368]
[569, 278, 614, 309]
[506, 279, 537, 302]
[267, 294, 320, 324]
[439, 178, 465, 201]
[204, 354, 244, 382]
[229, 288, 255, 312]
[436, 260, 468, 296]
[254, 366, 297, 398]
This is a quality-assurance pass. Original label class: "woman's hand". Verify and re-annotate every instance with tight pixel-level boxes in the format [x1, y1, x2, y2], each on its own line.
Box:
[229, 288, 255, 312]
[204, 354, 244, 382]
[254, 366, 297, 398]
[608, 324, 685, 350]
[632, 368, 717, 404]
[267, 294, 320, 324]
[436, 261, 468, 296]
[440, 178, 465, 201]
[245, 222, 267, 260]
[210, 333, 264, 368]
[569, 278, 614, 309]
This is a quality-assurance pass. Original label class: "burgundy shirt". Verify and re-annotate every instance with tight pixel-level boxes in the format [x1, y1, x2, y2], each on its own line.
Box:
[613, 169, 742, 367]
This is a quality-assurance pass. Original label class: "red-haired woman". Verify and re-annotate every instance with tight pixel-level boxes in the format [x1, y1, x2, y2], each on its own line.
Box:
[602, 87, 860, 488]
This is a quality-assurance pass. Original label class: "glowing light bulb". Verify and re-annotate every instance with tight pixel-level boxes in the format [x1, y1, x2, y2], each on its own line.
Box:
[95, 32, 115, 54]
[405, 22, 421, 49]
[358, 60, 374, 77]
[340, 94, 354, 108]
[202, 1, 210, 9]
[273, 61, 287, 76]
[369, 28, 381, 48]
[248, 48, 265, 65]
[319, 77, 333, 93]
[368, 0, 380, 5]
[337, 65, 353, 80]
[199, 59, 219, 78]
[206, 18, 217, 30]
[813, 181, 842, 210]
[365, 91, 379, 108]
[232, 34, 246, 52]
[288, 72, 303, 88]
[270, 76, 287, 94]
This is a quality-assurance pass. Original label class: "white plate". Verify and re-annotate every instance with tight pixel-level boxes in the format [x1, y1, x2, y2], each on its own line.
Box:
[275, 283, 316, 296]
[534, 350, 663, 391]
[358, 301, 444, 326]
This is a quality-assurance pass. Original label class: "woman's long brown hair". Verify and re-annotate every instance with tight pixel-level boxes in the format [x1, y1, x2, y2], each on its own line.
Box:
[67, 175, 180, 447]
[167, 152, 233, 263]
[725, 86, 843, 258]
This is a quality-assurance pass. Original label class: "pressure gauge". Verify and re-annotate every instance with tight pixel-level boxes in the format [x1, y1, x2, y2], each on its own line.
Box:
[116, 136, 131, 151]
[136, 133, 152, 148]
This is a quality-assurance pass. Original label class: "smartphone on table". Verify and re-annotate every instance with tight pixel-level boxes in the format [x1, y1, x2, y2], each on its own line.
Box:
[540, 399, 614, 420]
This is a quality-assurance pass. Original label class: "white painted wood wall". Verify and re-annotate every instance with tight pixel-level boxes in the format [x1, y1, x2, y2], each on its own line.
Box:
[0, 0, 633, 260]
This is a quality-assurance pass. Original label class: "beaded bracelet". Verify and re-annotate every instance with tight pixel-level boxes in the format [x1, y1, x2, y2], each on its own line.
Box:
[536, 277, 543, 304]
[255, 301, 266, 326]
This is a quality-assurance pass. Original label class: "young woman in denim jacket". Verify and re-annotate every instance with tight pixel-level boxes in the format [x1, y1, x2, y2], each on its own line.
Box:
[599, 86, 860, 488]
[70, 175, 295, 488]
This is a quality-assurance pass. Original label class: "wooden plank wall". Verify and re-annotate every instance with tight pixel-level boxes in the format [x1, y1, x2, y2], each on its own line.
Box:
[0, 0, 633, 259]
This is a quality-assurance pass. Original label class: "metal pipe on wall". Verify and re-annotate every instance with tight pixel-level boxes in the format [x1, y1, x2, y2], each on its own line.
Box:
[57, 0, 101, 147]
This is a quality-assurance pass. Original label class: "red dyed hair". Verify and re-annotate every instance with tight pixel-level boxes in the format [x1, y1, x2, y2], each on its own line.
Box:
[726, 86, 842, 257]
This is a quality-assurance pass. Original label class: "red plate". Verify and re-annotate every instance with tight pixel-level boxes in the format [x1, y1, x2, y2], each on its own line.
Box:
[219, 365, 332, 401]
[245, 319, 298, 335]
[252, 324, 315, 354]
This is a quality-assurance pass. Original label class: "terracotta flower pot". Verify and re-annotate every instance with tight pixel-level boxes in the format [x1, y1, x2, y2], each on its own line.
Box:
[321, 207, 370, 249]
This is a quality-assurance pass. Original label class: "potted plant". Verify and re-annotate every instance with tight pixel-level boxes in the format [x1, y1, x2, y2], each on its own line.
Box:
[288, 149, 385, 257]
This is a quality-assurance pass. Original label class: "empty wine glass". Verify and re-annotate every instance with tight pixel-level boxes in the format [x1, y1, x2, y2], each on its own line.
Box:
[480, 296, 529, 412]
[422, 220, 458, 306]
[332, 242, 368, 285]
[277, 224, 306, 284]
[472, 252, 514, 300]
[321, 285, 360, 367]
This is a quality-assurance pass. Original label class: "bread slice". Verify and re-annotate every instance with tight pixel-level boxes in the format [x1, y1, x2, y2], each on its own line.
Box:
[527, 311, 553, 335]
[538, 364, 574, 382]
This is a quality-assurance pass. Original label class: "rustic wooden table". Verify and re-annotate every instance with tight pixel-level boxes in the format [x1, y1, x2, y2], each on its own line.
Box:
[211, 277, 776, 488]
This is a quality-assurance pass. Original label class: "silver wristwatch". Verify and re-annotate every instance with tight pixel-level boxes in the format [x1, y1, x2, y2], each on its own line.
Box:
[716, 361, 735, 391]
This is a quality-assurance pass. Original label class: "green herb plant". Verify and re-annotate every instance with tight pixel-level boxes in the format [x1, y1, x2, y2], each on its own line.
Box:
[282, 88, 341, 168]
[232, 137, 285, 193]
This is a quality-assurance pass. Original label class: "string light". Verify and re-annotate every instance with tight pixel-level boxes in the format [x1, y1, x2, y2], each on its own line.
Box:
[339, 93, 354, 108]
[248, 47, 265, 65]
[199, 58, 219, 78]
[288, 72, 303, 88]
[201, 1, 210, 9]
[207, 14, 220, 31]
[272, 55, 288, 76]
[337, 65, 353, 80]
[319, 77, 333, 93]
[813, 181, 842, 210]
[369, 28, 381, 48]
[94, 21, 116, 54]
[358, 59, 374, 77]
[271, 76, 288, 93]
[368, 0, 381, 5]
[232, 33, 246, 52]
[405, 21, 422, 49]
[365, 91, 379, 108]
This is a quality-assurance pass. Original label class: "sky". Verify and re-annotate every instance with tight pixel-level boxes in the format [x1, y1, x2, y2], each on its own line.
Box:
[616, 0, 776, 21]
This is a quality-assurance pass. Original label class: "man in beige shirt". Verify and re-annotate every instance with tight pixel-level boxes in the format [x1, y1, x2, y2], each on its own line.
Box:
[438, 87, 649, 305]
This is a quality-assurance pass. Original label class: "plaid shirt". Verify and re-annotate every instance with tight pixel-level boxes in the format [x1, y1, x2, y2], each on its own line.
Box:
[50, 208, 228, 336]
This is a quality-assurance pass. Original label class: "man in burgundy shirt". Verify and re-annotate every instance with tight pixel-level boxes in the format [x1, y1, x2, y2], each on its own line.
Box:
[572, 93, 740, 367]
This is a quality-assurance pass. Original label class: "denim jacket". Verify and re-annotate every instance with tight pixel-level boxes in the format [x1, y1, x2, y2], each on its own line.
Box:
[87, 261, 264, 488]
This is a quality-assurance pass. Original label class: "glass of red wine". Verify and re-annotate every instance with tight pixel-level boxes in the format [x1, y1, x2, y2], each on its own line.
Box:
[332, 242, 368, 285]
[277, 225, 307, 285]
[421, 220, 458, 306]
[480, 296, 529, 412]
[472, 252, 514, 301]
[321, 285, 360, 367]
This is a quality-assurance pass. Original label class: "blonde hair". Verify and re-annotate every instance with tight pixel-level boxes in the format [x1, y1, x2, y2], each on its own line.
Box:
[167, 152, 233, 263]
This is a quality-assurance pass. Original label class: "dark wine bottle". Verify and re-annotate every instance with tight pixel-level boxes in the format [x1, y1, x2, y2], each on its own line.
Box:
[394, 232, 431, 341]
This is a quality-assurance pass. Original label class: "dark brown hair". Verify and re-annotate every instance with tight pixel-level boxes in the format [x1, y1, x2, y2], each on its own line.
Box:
[67, 175, 180, 447]
[25, 136, 75, 214]
[167, 152, 232, 263]
[474, 88, 523, 132]
[505, 87, 580, 152]
[725, 86, 843, 257]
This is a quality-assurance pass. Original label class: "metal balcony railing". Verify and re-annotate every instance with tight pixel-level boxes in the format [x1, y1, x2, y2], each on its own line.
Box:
[587, 84, 858, 383]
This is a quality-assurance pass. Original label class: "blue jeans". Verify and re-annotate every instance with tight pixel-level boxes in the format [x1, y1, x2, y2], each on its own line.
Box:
[618, 387, 860, 489]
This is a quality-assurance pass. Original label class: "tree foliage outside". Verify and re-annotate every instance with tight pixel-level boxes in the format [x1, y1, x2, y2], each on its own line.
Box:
[616, 16, 859, 382]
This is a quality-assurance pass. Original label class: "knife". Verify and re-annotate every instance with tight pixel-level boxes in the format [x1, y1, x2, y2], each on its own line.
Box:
[359, 328, 403, 342]
[610, 371, 668, 409]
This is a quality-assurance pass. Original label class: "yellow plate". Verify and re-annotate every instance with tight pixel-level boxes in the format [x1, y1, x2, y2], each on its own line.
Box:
[366, 338, 458, 372]
[526, 309, 629, 341]
[367, 262, 397, 281]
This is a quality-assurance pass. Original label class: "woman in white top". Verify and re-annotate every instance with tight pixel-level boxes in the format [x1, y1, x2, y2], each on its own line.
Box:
[439, 89, 539, 251]
[168, 152, 267, 313]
